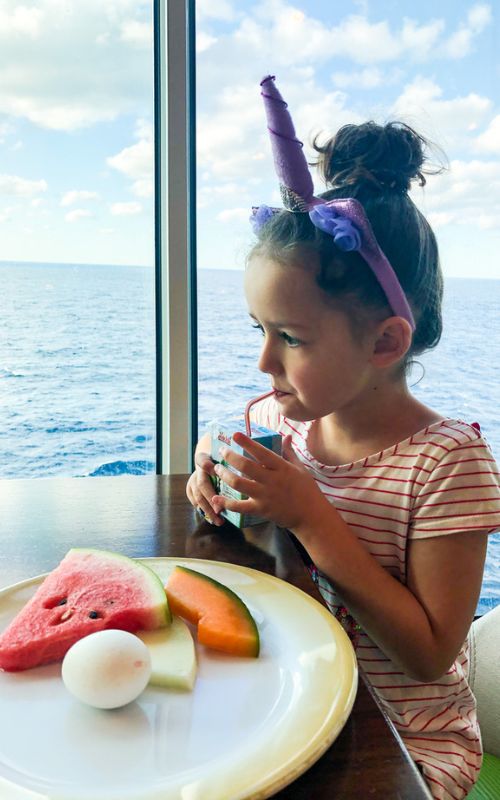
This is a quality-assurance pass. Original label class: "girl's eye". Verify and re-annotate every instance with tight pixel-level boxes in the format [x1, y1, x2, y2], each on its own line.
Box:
[251, 323, 301, 347]
[280, 332, 302, 347]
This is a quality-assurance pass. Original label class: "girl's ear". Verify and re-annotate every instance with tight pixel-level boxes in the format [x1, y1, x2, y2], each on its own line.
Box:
[371, 317, 413, 368]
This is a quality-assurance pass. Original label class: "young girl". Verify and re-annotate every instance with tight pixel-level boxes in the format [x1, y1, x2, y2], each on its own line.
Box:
[187, 76, 500, 800]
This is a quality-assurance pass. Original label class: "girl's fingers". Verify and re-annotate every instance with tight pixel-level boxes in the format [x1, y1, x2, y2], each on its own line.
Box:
[211, 494, 255, 515]
[214, 462, 260, 496]
[188, 472, 223, 525]
[196, 495, 223, 525]
[216, 448, 264, 481]
[231, 432, 282, 469]
[195, 451, 216, 475]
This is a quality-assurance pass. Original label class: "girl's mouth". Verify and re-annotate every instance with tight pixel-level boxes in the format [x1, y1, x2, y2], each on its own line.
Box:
[273, 388, 292, 399]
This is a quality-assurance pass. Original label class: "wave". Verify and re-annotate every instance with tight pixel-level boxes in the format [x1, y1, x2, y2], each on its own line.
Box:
[87, 460, 155, 477]
[0, 368, 24, 378]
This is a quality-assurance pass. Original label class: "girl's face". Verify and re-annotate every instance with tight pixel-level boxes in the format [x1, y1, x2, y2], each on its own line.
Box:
[244, 254, 378, 422]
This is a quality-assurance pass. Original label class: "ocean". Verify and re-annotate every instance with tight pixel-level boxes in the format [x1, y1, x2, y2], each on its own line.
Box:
[0, 263, 499, 609]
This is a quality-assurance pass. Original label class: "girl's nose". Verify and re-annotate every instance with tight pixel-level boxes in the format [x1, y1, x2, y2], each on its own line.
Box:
[257, 338, 280, 376]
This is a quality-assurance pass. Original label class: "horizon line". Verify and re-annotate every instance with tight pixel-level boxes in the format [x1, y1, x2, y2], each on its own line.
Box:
[0, 259, 498, 281]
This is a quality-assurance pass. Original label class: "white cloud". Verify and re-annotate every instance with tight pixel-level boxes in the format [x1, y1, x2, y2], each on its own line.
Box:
[0, 5, 42, 37]
[0, 121, 14, 143]
[207, 2, 489, 70]
[331, 68, 387, 90]
[120, 19, 151, 46]
[65, 208, 92, 222]
[412, 158, 500, 233]
[392, 77, 492, 150]
[427, 211, 454, 229]
[0, 174, 47, 196]
[216, 207, 250, 222]
[60, 190, 99, 207]
[400, 18, 445, 60]
[132, 178, 153, 198]
[197, 0, 236, 21]
[468, 3, 492, 30]
[110, 201, 142, 216]
[107, 137, 152, 179]
[476, 213, 500, 230]
[107, 118, 153, 197]
[0, 0, 153, 131]
[197, 32, 217, 53]
[443, 28, 474, 59]
[476, 115, 500, 154]
[442, 3, 492, 58]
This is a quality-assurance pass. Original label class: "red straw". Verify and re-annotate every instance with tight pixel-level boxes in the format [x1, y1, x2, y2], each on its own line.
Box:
[244, 390, 275, 436]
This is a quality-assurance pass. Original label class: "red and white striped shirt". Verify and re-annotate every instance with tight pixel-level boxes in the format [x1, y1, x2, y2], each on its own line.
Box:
[252, 396, 500, 800]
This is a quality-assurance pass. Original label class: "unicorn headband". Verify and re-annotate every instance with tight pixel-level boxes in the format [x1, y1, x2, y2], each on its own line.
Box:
[251, 75, 416, 331]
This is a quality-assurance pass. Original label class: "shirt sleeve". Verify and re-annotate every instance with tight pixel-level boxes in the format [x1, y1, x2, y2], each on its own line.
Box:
[249, 394, 282, 432]
[410, 437, 500, 539]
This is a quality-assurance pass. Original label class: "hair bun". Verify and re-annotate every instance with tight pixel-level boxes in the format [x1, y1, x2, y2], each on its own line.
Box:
[314, 121, 440, 194]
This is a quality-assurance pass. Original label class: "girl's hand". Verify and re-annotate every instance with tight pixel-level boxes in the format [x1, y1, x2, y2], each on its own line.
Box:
[186, 451, 224, 526]
[210, 432, 329, 531]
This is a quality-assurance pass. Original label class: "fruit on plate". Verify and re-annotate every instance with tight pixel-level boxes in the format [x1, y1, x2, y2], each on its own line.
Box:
[137, 616, 197, 690]
[166, 566, 259, 658]
[0, 548, 170, 672]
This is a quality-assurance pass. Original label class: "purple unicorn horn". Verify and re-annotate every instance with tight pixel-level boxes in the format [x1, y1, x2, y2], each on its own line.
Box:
[260, 75, 318, 211]
[255, 74, 416, 331]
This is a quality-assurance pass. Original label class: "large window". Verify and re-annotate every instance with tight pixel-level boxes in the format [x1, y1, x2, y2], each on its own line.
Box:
[0, 0, 156, 478]
[195, 1, 500, 610]
[1, 1, 498, 610]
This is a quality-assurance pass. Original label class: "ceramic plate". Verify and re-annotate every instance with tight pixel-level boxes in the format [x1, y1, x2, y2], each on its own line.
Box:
[0, 557, 357, 800]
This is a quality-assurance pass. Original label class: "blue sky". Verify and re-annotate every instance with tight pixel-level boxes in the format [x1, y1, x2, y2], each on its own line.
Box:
[0, 0, 498, 278]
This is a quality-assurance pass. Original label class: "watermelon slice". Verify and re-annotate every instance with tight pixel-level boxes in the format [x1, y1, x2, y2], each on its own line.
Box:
[0, 548, 170, 672]
[166, 566, 259, 658]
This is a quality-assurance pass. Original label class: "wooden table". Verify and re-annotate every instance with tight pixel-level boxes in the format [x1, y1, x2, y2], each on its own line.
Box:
[0, 475, 431, 799]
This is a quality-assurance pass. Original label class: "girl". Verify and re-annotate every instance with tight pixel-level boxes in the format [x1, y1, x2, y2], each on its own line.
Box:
[187, 76, 500, 800]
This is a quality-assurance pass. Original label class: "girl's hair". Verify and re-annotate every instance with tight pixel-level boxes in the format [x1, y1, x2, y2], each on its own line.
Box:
[250, 120, 446, 365]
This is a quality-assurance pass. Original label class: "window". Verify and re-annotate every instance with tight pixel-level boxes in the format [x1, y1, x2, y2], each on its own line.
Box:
[195, 1, 499, 609]
[0, 0, 156, 478]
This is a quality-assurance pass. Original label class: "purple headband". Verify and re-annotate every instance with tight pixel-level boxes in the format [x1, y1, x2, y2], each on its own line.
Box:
[252, 75, 416, 331]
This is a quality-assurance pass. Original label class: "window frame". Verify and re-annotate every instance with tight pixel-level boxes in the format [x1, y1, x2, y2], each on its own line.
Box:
[154, 0, 197, 475]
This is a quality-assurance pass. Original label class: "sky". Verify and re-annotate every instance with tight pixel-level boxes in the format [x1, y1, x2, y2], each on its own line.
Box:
[0, 0, 499, 278]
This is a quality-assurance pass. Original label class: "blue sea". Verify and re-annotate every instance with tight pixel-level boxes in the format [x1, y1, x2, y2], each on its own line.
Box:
[0, 263, 499, 610]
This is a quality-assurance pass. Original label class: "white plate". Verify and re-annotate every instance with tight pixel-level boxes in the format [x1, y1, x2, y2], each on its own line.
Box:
[0, 557, 358, 800]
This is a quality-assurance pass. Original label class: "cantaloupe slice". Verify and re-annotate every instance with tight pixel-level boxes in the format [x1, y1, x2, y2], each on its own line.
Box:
[166, 566, 259, 658]
[137, 616, 197, 690]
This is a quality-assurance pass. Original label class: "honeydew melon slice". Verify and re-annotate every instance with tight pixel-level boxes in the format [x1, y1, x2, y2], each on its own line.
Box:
[137, 616, 197, 690]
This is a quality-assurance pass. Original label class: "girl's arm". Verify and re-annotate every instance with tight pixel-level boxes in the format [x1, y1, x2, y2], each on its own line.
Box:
[299, 505, 487, 682]
[211, 432, 488, 681]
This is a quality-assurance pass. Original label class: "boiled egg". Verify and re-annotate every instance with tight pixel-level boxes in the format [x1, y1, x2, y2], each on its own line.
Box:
[62, 629, 152, 709]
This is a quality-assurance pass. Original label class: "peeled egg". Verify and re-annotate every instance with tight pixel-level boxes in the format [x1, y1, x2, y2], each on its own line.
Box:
[62, 629, 152, 709]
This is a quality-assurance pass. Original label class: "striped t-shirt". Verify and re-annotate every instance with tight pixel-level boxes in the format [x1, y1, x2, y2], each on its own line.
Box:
[251, 396, 500, 800]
